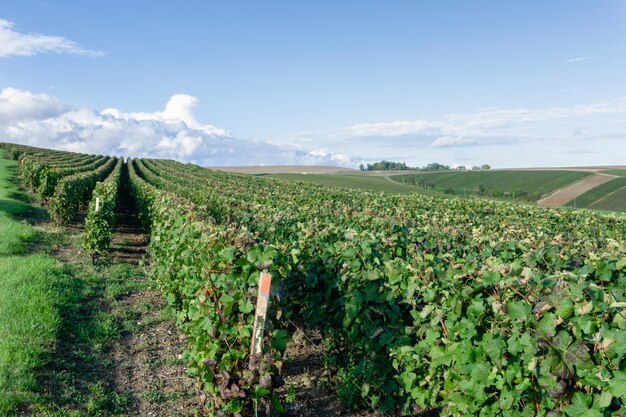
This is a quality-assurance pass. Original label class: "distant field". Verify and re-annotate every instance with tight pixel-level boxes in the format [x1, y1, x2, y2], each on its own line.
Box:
[587, 183, 626, 212]
[390, 170, 591, 197]
[267, 170, 626, 210]
[211, 165, 356, 174]
[564, 177, 626, 210]
[270, 173, 437, 195]
[600, 169, 626, 177]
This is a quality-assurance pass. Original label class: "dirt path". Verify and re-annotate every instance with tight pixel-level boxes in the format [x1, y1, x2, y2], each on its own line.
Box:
[106, 163, 204, 416]
[276, 326, 440, 417]
[276, 329, 377, 417]
[537, 173, 618, 207]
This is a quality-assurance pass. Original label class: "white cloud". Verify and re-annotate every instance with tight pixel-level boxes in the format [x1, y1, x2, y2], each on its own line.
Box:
[565, 56, 594, 63]
[286, 98, 626, 168]
[0, 87, 355, 167]
[431, 135, 478, 148]
[331, 98, 626, 148]
[0, 18, 104, 58]
[103, 94, 228, 136]
[0, 87, 69, 122]
[343, 120, 440, 138]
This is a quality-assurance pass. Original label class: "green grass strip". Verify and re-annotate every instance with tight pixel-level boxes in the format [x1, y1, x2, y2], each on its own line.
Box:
[588, 185, 626, 212]
[0, 254, 63, 414]
[600, 169, 626, 177]
[564, 177, 626, 210]
[0, 149, 65, 414]
[0, 214, 38, 255]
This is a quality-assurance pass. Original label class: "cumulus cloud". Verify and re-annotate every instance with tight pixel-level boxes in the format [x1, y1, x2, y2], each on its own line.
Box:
[0, 87, 355, 167]
[0, 18, 104, 58]
[103, 94, 228, 136]
[0, 87, 69, 122]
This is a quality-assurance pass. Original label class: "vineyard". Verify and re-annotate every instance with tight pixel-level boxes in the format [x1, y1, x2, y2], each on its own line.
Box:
[0, 142, 625, 416]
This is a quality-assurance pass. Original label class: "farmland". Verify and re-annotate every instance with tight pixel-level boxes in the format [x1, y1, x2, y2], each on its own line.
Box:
[269, 173, 436, 194]
[270, 169, 626, 212]
[0, 142, 625, 416]
[564, 178, 626, 210]
[389, 170, 592, 200]
[588, 186, 626, 212]
[601, 169, 626, 177]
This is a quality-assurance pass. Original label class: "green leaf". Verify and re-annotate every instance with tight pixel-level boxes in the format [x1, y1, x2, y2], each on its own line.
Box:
[563, 392, 602, 417]
[470, 362, 490, 381]
[595, 390, 612, 409]
[608, 371, 626, 400]
[507, 301, 531, 321]
[220, 294, 235, 316]
[239, 299, 254, 314]
[271, 329, 291, 353]
[401, 372, 417, 389]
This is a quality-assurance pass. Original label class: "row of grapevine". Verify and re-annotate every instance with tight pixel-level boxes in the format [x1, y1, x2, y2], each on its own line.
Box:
[128, 159, 292, 415]
[0, 142, 112, 199]
[48, 157, 118, 225]
[0, 143, 118, 225]
[82, 159, 124, 262]
[134, 158, 626, 416]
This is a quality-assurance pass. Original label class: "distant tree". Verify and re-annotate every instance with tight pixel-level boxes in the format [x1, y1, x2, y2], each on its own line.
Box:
[365, 160, 410, 171]
[423, 162, 450, 171]
[455, 165, 467, 171]
[359, 163, 365, 171]
[471, 165, 481, 171]
[481, 164, 491, 170]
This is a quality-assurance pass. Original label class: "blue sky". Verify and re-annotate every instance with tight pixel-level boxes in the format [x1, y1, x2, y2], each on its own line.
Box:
[0, 1, 625, 167]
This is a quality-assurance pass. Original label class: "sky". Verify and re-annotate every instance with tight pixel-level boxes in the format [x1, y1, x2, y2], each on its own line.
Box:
[0, 0, 625, 168]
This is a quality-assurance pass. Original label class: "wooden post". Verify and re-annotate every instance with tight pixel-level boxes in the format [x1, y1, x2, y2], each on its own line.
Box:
[251, 272, 272, 357]
[251, 272, 272, 417]
[95, 197, 100, 212]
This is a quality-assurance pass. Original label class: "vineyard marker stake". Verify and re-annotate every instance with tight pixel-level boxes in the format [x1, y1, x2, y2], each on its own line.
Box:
[251, 272, 272, 357]
[251, 272, 272, 417]
[95, 197, 100, 212]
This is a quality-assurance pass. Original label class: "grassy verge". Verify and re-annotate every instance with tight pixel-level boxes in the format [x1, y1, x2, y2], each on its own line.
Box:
[0, 151, 63, 415]
[0, 255, 64, 415]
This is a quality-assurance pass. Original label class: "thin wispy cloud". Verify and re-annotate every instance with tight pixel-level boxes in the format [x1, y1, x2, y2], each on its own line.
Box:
[334, 98, 626, 142]
[0, 18, 105, 58]
[564, 56, 594, 63]
[282, 98, 626, 167]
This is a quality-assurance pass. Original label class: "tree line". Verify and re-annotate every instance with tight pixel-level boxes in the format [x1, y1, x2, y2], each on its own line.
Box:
[359, 160, 491, 171]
